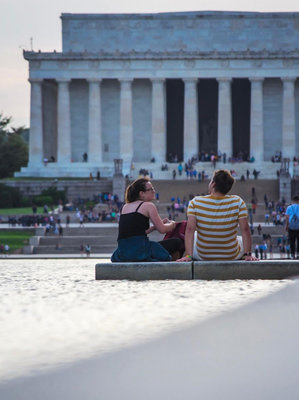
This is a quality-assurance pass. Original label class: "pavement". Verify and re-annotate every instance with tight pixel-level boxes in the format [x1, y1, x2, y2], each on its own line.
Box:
[0, 223, 118, 229]
[0, 253, 112, 259]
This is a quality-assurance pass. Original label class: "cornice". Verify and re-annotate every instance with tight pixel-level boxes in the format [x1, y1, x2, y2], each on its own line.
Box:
[23, 49, 299, 62]
[60, 11, 299, 21]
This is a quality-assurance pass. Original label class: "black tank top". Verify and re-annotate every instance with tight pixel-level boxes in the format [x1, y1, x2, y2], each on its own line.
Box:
[117, 202, 150, 240]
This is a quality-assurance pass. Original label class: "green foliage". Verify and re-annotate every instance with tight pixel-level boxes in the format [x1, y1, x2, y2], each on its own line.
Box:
[85, 201, 95, 209]
[0, 183, 22, 208]
[0, 230, 34, 252]
[33, 195, 53, 206]
[0, 114, 28, 178]
[40, 186, 66, 204]
[0, 207, 43, 215]
[20, 196, 32, 207]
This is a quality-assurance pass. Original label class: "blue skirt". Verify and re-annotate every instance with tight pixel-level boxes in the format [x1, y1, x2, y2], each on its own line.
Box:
[111, 235, 172, 262]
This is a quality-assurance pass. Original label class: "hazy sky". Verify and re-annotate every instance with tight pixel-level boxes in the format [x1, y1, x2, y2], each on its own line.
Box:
[1, 0, 299, 128]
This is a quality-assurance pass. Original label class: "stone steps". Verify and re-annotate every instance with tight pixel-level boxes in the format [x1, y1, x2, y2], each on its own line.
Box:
[39, 235, 117, 246]
[34, 244, 116, 254]
[150, 179, 279, 204]
[39, 227, 118, 236]
[32, 227, 286, 254]
[131, 161, 281, 181]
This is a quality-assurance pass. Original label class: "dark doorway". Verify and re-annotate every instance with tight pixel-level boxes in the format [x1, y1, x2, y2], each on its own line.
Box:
[232, 79, 251, 160]
[198, 79, 218, 159]
[42, 79, 58, 160]
[166, 79, 184, 162]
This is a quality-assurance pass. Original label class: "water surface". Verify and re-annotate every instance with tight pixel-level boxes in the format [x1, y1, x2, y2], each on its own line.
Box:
[0, 260, 292, 381]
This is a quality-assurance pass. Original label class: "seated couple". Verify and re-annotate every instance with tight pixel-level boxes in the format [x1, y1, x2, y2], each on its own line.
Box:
[111, 170, 258, 262]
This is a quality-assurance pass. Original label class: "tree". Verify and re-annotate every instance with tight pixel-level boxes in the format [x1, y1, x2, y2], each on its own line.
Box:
[0, 114, 28, 178]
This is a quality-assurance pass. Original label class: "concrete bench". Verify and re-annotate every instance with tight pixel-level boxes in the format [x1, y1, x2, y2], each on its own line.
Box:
[193, 260, 299, 280]
[95, 260, 299, 281]
[95, 262, 192, 280]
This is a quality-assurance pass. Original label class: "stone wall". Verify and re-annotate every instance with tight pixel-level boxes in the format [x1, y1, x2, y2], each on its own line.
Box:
[3, 180, 113, 201]
[61, 12, 299, 54]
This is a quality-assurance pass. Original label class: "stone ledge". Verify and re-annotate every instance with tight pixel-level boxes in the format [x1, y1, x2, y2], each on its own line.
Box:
[95, 262, 192, 280]
[95, 260, 299, 281]
[194, 260, 299, 280]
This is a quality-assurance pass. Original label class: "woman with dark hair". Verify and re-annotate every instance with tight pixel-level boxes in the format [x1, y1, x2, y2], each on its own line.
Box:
[111, 178, 182, 262]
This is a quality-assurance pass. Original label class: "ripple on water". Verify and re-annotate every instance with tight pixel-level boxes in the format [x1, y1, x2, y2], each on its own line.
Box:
[0, 259, 292, 382]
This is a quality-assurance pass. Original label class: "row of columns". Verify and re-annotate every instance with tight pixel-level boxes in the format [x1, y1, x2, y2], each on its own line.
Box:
[29, 76, 297, 166]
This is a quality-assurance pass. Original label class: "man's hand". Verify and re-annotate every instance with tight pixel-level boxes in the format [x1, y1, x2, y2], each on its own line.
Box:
[243, 255, 259, 261]
[162, 218, 176, 229]
[177, 256, 192, 262]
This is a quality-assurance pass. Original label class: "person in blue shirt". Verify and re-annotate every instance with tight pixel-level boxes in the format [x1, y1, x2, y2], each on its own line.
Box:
[285, 194, 299, 259]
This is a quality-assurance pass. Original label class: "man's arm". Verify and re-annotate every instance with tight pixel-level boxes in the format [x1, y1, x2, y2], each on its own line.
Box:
[239, 217, 259, 261]
[177, 216, 197, 262]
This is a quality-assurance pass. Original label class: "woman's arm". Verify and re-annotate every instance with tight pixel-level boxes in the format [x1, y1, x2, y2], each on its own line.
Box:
[146, 203, 176, 234]
[145, 225, 156, 235]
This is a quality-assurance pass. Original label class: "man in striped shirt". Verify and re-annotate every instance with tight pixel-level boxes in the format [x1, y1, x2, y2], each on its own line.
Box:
[178, 170, 258, 262]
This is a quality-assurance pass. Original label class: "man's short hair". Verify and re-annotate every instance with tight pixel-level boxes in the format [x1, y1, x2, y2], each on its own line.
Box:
[292, 194, 299, 202]
[212, 170, 235, 195]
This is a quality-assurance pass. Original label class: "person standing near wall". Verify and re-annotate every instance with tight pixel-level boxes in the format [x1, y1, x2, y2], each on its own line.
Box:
[285, 194, 299, 259]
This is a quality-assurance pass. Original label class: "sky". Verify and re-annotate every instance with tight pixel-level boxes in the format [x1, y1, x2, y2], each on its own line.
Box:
[1, 0, 299, 129]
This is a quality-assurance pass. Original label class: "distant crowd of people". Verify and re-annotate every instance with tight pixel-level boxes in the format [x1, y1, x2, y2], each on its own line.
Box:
[254, 234, 291, 260]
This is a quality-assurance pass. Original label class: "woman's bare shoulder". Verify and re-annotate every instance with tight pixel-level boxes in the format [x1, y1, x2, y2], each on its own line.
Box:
[138, 201, 156, 215]
[142, 201, 156, 210]
[121, 201, 139, 213]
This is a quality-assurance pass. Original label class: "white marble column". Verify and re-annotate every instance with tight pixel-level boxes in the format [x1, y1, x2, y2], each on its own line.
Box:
[282, 77, 296, 160]
[151, 78, 166, 162]
[250, 78, 264, 163]
[217, 78, 233, 159]
[57, 79, 71, 164]
[183, 78, 198, 162]
[88, 79, 102, 164]
[119, 79, 133, 163]
[28, 79, 43, 166]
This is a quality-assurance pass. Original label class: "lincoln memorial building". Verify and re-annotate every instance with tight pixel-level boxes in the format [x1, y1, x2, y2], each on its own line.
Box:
[17, 11, 299, 178]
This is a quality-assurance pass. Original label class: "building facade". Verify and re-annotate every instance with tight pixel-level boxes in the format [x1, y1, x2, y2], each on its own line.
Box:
[18, 11, 299, 177]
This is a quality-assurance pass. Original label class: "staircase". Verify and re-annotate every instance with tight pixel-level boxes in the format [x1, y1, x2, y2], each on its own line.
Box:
[31, 226, 118, 255]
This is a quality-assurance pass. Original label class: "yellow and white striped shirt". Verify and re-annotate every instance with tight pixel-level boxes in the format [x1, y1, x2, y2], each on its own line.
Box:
[187, 194, 248, 260]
